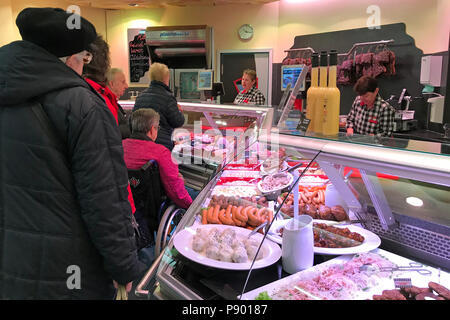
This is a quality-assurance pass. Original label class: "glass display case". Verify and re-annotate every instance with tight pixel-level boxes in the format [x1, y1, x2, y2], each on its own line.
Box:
[173, 102, 273, 191]
[135, 106, 450, 301]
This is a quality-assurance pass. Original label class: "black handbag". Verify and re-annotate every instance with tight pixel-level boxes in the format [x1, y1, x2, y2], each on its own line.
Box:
[131, 210, 154, 250]
[128, 160, 163, 250]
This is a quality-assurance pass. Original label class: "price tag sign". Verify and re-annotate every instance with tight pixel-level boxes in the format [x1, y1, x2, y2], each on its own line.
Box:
[296, 113, 311, 133]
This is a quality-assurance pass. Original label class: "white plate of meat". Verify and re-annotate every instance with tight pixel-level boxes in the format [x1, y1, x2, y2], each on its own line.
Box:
[173, 224, 282, 270]
[257, 172, 294, 194]
[267, 219, 381, 255]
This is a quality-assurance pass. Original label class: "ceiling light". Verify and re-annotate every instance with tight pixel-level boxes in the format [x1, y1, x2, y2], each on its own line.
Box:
[406, 197, 423, 207]
[129, 3, 139, 7]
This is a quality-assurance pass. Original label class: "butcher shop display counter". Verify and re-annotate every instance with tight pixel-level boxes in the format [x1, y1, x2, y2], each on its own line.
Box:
[135, 126, 450, 300]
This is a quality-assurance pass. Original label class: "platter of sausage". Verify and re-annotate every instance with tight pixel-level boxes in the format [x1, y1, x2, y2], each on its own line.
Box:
[266, 218, 381, 255]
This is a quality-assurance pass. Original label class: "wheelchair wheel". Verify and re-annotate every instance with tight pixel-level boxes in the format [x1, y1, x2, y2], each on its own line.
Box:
[154, 206, 185, 257]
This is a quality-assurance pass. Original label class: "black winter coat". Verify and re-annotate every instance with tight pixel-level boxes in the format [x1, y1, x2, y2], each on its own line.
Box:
[133, 81, 185, 151]
[0, 41, 146, 299]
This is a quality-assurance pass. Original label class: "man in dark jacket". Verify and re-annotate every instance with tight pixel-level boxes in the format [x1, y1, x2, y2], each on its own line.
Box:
[133, 62, 185, 151]
[0, 8, 146, 299]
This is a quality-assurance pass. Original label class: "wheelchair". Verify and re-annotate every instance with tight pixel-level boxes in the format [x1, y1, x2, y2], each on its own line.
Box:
[127, 160, 185, 259]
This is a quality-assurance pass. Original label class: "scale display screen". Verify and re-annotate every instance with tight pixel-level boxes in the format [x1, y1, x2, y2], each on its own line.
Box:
[197, 69, 213, 90]
[281, 64, 305, 91]
[175, 69, 204, 101]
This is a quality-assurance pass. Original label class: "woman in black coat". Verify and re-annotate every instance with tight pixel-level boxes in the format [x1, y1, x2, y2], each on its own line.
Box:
[133, 62, 185, 151]
[0, 8, 146, 299]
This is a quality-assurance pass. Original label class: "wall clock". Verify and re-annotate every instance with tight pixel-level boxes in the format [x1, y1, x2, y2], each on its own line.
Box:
[238, 24, 254, 40]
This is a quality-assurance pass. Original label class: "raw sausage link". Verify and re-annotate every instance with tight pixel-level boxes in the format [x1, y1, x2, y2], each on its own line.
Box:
[256, 207, 266, 223]
[220, 205, 235, 225]
[206, 206, 215, 224]
[217, 209, 226, 224]
[231, 206, 243, 226]
[235, 205, 249, 224]
[319, 190, 325, 204]
[209, 205, 222, 224]
[247, 207, 262, 227]
[202, 209, 208, 224]
[218, 207, 228, 224]
[429, 282, 450, 300]
[226, 205, 235, 226]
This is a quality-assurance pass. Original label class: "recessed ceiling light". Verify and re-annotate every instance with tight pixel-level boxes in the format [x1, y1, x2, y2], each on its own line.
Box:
[129, 3, 139, 7]
[406, 197, 423, 207]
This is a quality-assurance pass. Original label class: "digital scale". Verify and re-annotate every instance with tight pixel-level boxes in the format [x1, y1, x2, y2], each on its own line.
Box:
[392, 88, 418, 132]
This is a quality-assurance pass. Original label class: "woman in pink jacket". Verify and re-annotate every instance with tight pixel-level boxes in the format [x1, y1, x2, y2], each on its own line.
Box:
[123, 109, 192, 209]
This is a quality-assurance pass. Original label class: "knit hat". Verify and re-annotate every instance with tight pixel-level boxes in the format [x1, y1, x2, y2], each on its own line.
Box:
[16, 7, 97, 58]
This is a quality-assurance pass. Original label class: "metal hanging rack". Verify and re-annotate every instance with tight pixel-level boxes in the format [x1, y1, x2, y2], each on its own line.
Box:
[283, 47, 315, 61]
[284, 47, 316, 54]
[337, 39, 394, 57]
[282, 39, 394, 60]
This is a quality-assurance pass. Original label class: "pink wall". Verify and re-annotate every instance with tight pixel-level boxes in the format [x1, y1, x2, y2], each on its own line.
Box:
[0, 0, 448, 83]
[105, 0, 449, 84]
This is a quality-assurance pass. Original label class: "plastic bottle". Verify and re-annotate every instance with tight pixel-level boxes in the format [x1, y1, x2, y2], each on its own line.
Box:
[306, 53, 319, 134]
[322, 50, 341, 136]
[313, 51, 329, 134]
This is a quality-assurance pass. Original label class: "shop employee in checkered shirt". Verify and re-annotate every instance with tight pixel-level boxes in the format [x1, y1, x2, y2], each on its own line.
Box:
[346, 76, 395, 137]
[234, 69, 266, 105]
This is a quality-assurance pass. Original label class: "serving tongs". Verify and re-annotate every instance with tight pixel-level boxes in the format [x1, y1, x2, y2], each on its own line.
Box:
[359, 262, 432, 275]
[247, 221, 269, 239]
[323, 219, 366, 226]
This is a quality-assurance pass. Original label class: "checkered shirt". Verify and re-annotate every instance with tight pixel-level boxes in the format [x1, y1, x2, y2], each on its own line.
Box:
[346, 95, 395, 137]
[233, 86, 266, 105]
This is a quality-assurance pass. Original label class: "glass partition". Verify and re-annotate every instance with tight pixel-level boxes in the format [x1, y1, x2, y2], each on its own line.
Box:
[275, 109, 450, 156]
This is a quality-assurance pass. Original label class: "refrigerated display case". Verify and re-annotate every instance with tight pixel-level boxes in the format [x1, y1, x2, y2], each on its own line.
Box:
[135, 107, 450, 301]
[173, 102, 273, 192]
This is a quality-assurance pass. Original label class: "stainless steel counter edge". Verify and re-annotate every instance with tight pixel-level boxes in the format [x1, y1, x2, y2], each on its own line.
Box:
[179, 101, 272, 113]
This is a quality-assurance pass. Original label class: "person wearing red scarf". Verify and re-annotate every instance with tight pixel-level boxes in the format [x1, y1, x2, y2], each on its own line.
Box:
[83, 35, 136, 214]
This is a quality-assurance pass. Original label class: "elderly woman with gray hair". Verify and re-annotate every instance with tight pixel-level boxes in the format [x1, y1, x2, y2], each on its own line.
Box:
[123, 108, 192, 210]
[133, 62, 185, 151]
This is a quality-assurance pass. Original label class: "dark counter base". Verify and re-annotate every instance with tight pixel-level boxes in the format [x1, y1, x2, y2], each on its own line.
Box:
[339, 127, 450, 144]
[393, 129, 450, 144]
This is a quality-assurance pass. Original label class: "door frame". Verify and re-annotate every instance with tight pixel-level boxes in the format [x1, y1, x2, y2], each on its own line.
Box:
[217, 49, 273, 105]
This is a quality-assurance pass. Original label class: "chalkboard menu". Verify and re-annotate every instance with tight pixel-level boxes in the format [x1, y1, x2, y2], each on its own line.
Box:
[129, 31, 150, 83]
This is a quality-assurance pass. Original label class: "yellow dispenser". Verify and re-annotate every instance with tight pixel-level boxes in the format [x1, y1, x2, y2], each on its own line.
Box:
[313, 51, 329, 134]
[306, 53, 319, 133]
[322, 50, 340, 136]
